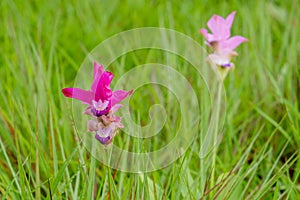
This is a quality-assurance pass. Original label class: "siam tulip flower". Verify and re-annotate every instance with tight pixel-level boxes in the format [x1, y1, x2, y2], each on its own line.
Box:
[200, 11, 248, 188]
[62, 62, 132, 145]
[200, 11, 248, 69]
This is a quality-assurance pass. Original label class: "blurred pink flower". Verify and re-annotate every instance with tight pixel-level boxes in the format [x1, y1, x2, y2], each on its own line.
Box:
[200, 11, 248, 68]
[62, 62, 132, 145]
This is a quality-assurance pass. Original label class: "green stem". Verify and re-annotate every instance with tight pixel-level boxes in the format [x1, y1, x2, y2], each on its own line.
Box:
[210, 80, 223, 195]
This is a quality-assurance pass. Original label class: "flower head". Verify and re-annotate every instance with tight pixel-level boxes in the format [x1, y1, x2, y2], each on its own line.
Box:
[62, 62, 132, 145]
[62, 62, 132, 115]
[200, 11, 248, 69]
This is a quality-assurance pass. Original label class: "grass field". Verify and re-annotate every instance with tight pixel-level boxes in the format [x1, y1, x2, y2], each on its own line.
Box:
[1, 0, 300, 199]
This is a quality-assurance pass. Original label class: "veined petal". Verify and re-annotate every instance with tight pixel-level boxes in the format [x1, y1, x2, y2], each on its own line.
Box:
[221, 36, 248, 51]
[111, 90, 133, 106]
[62, 88, 94, 104]
[91, 62, 105, 92]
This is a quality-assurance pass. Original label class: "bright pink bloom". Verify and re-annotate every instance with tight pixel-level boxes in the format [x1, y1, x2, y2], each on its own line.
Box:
[200, 11, 248, 67]
[62, 62, 132, 145]
[62, 62, 132, 116]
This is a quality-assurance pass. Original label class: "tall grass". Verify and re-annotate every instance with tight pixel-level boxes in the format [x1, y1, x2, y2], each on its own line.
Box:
[0, 0, 299, 199]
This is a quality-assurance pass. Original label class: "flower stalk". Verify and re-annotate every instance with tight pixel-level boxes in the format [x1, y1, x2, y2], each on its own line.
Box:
[200, 11, 248, 192]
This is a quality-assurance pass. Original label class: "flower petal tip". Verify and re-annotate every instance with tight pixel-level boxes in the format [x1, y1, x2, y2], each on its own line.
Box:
[228, 11, 237, 18]
[94, 61, 103, 69]
[62, 88, 72, 97]
[199, 28, 207, 35]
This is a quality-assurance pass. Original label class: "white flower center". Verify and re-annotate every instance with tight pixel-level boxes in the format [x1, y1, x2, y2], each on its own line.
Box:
[92, 100, 109, 111]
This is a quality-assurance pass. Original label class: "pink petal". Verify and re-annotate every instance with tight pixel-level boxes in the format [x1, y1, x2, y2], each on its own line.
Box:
[207, 15, 225, 32]
[94, 62, 104, 78]
[225, 11, 236, 30]
[62, 88, 94, 104]
[199, 28, 215, 42]
[94, 71, 114, 101]
[199, 28, 208, 38]
[111, 90, 133, 106]
[83, 106, 93, 116]
[220, 36, 248, 51]
[110, 104, 123, 113]
[116, 121, 124, 128]
[91, 62, 105, 92]
[102, 126, 113, 136]
[88, 119, 99, 132]
[207, 14, 230, 40]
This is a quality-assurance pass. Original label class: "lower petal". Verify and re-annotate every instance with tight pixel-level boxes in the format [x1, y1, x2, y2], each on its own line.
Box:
[221, 36, 248, 51]
[111, 90, 133, 106]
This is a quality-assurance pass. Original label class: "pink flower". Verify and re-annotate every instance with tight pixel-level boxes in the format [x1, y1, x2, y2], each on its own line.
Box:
[62, 62, 132, 145]
[200, 11, 248, 68]
[62, 62, 132, 116]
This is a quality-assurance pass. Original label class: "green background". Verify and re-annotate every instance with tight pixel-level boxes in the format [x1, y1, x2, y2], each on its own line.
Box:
[1, 0, 299, 199]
